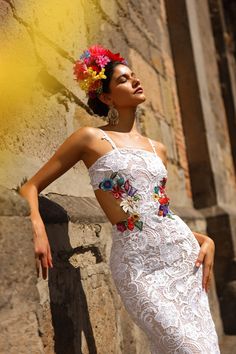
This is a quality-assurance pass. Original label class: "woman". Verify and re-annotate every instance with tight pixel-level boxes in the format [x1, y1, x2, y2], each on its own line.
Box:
[20, 45, 220, 353]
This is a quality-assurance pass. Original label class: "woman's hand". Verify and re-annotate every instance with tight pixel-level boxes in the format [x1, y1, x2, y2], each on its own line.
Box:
[194, 234, 215, 293]
[31, 218, 53, 280]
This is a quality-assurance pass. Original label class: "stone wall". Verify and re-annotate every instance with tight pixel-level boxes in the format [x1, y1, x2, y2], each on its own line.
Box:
[1, 0, 236, 352]
[0, 186, 44, 353]
[165, 0, 236, 342]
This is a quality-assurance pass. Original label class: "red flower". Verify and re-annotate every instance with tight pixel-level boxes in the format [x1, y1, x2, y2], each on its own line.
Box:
[127, 216, 135, 230]
[73, 60, 88, 80]
[89, 80, 102, 92]
[104, 49, 126, 64]
[89, 45, 108, 57]
[158, 196, 169, 205]
[90, 64, 100, 72]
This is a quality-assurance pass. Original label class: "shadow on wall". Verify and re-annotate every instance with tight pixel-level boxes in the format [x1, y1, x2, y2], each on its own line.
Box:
[39, 196, 101, 354]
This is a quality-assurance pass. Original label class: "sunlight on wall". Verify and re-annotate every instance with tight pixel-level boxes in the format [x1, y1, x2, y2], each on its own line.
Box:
[0, 0, 88, 123]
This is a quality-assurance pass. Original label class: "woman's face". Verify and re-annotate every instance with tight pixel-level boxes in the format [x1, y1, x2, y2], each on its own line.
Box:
[100, 64, 146, 108]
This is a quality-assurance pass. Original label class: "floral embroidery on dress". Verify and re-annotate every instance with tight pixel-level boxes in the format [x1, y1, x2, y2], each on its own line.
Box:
[99, 171, 143, 232]
[153, 177, 175, 219]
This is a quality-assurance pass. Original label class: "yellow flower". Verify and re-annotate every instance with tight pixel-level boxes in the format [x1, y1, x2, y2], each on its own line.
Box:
[131, 212, 140, 222]
[78, 67, 107, 94]
[87, 67, 107, 81]
[153, 193, 159, 202]
[97, 67, 107, 80]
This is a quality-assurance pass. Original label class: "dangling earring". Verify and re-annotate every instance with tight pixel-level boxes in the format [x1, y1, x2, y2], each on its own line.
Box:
[107, 104, 119, 125]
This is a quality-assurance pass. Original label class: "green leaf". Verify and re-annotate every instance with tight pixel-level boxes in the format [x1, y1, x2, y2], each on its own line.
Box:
[134, 220, 143, 231]
[117, 177, 125, 186]
[154, 186, 159, 194]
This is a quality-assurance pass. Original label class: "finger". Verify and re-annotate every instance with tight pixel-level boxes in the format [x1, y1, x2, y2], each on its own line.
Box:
[203, 263, 212, 290]
[47, 244, 53, 268]
[207, 275, 212, 292]
[41, 264, 48, 280]
[35, 257, 41, 278]
[195, 249, 206, 267]
[207, 267, 213, 292]
[41, 254, 49, 280]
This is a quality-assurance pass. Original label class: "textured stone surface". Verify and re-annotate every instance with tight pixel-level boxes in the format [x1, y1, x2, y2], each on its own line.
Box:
[0, 185, 30, 216]
[1, 0, 236, 352]
[193, 0, 236, 206]
[0, 210, 43, 352]
[219, 335, 236, 354]
[38, 199, 151, 354]
[221, 281, 236, 333]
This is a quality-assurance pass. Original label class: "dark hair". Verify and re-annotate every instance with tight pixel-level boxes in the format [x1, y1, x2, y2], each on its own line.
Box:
[87, 61, 127, 117]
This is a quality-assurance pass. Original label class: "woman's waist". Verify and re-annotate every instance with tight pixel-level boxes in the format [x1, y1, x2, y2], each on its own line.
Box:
[111, 201, 176, 235]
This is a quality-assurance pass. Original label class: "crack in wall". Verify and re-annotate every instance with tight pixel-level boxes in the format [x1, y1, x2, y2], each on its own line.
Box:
[2, 0, 94, 115]
[38, 69, 94, 114]
[82, 0, 165, 78]
[3, 0, 75, 63]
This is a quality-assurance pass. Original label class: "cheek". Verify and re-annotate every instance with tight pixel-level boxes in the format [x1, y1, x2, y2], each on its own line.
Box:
[113, 86, 133, 101]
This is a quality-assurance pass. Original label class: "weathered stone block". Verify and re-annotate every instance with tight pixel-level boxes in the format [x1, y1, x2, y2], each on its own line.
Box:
[0, 187, 44, 353]
[221, 280, 236, 334]
[129, 48, 164, 115]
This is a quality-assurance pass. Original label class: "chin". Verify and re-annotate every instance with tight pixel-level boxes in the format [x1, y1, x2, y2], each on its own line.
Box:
[138, 94, 146, 102]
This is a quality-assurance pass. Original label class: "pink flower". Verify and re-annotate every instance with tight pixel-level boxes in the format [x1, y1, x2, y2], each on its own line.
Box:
[111, 185, 124, 199]
[95, 55, 111, 68]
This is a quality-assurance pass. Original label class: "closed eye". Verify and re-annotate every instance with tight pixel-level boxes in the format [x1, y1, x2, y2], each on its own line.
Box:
[116, 72, 136, 84]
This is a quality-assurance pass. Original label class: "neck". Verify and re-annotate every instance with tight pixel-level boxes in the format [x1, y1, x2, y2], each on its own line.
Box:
[108, 106, 140, 134]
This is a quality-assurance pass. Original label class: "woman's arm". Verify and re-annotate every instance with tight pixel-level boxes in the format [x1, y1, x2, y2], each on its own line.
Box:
[192, 231, 215, 293]
[19, 126, 90, 279]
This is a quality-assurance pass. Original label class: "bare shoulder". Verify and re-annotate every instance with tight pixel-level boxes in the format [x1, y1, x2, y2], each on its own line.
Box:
[149, 138, 168, 167]
[77, 125, 103, 136]
[148, 137, 166, 153]
[19, 126, 101, 194]
[157, 141, 167, 155]
[73, 126, 101, 144]
[76, 125, 104, 142]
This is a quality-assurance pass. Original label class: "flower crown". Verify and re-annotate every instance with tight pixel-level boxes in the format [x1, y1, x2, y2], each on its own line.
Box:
[73, 44, 128, 99]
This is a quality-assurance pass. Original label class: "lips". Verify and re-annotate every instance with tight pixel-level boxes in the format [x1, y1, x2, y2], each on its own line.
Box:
[134, 87, 143, 94]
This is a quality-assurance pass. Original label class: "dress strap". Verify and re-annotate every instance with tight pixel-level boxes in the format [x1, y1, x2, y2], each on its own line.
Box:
[148, 138, 158, 157]
[98, 128, 118, 150]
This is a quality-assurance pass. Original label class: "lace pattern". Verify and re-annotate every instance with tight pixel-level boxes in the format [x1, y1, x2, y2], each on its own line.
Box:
[88, 140, 175, 232]
[88, 129, 220, 353]
[110, 216, 220, 353]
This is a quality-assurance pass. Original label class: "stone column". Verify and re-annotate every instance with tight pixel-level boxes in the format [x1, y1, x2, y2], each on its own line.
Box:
[165, 0, 236, 334]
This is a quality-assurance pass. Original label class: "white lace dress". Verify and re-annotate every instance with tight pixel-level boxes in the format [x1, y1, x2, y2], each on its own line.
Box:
[88, 129, 221, 354]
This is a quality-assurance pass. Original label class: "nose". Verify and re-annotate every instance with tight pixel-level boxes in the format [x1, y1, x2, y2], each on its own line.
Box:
[132, 76, 141, 87]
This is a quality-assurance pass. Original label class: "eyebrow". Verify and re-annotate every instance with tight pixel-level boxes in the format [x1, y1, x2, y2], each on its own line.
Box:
[115, 71, 136, 82]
